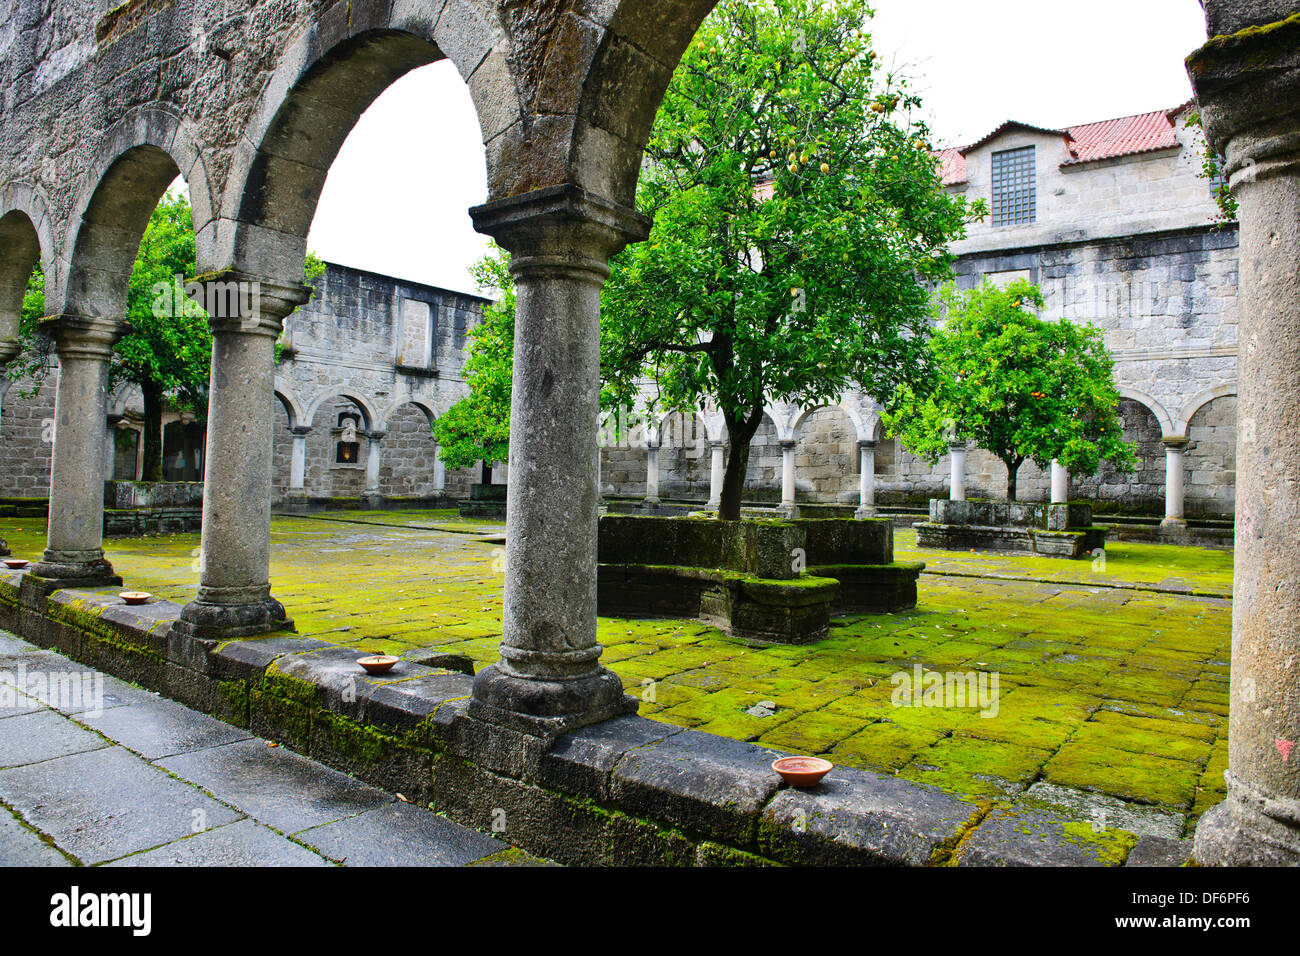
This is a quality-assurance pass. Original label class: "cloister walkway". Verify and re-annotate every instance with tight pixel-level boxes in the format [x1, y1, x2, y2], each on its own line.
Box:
[0, 509, 1232, 857]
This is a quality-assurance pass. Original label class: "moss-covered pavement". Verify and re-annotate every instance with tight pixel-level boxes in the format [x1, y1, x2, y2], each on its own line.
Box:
[0, 509, 1232, 848]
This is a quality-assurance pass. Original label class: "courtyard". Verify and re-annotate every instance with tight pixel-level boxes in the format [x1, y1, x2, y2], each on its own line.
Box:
[0, 510, 1232, 853]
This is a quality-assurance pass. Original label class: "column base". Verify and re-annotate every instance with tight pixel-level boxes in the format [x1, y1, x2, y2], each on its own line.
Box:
[468, 662, 638, 741]
[854, 506, 877, 520]
[0, 538, 9, 557]
[282, 491, 310, 514]
[1194, 778, 1300, 866]
[1160, 516, 1188, 530]
[359, 492, 385, 510]
[704, 500, 721, 513]
[30, 550, 122, 590]
[174, 589, 294, 641]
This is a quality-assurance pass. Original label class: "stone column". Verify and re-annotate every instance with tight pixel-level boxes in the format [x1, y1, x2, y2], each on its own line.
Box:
[433, 444, 447, 493]
[780, 439, 797, 515]
[285, 425, 310, 512]
[0, 349, 12, 557]
[361, 429, 385, 509]
[1190, 15, 1300, 865]
[855, 439, 877, 519]
[175, 278, 308, 641]
[707, 440, 725, 511]
[948, 441, 967, 502]
[1050, 460, 1069, 504]
[1161, 437, 1187, 529]
[644, 440, 660, 507]
[31, 318, 122, 587]
[467, 185, 649, 737]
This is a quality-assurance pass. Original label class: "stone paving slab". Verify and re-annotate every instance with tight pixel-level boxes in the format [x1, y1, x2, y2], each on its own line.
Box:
[293, 802, 506, 866]
[0, 806, 73, 866]
[156, 738, 393, 835]
[0, 746, 245, 865]
[0, 648, 156, 715]
[79, 697, 253, 760]
[105, 818, 333, 867]
[0, 710, 109, 767]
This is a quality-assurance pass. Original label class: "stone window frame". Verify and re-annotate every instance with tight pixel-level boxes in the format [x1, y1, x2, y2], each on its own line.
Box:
[332, 411, 364, 469]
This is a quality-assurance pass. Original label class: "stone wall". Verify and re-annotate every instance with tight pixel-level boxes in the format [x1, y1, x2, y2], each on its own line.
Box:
[0, 376, 54, 498]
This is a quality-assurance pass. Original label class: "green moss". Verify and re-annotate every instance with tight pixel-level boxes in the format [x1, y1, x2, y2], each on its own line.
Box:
[1059, 820, 1141, 867]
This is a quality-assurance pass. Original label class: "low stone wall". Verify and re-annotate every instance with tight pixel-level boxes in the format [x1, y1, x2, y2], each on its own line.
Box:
[100, 481, 205, 537]
[916, 500, 1107, 559]
[457, 483, 507, 519]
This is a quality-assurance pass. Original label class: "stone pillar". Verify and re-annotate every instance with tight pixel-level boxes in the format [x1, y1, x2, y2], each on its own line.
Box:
[175, 278, 308, 641]
[707, 440, 725, 511]
[466, 185, 649, 737]
[1190, 15, 1300, 865]
[644, 440, 660, 507]
[1161, 437, 1187, 529]
[780, 439, 797, 514]
[285, 425, 310, 512]
[0, 350, 11, 557]
[1050, 460, 1069, 505]
[948, 441, 967, 502]
[361, 430, 385, 509]
[855, 439, 877, 519]
[433, 444, 447, 493]
[32, 318, 122, 587]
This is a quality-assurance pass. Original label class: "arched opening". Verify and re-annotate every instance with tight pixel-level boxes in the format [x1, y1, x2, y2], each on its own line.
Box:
[0, 208, 51, 498]
[1073, 398, 1166, 515]
[298, 394, 377, 501]
[742, 412, 782, 504]
[1186, 395, 1236, 518]
[381, 401, 453, 502]
[793, 406, 861, 505]
[658, 410, 710, 502]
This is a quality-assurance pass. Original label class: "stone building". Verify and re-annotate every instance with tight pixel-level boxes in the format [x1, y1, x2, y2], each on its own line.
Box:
[595, 103, 1240, 521]
[0, 261, 491, 506]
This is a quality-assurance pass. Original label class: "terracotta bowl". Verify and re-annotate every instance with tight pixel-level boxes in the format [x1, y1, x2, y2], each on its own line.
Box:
[357, 655, 399, 675]
[4, 558, 30, 569]
[772, 756, 834, 788]
[119, 591, 152, 606]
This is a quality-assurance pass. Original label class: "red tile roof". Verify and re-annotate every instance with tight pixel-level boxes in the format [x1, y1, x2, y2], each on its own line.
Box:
[937, 106, 1186, 187]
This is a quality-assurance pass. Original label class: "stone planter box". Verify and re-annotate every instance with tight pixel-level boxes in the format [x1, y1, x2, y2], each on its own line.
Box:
[915, 499, 1106, 559]
[102, 481, 204, 537]
[457, 483, 507, 519]
[598, 515, 922, 643]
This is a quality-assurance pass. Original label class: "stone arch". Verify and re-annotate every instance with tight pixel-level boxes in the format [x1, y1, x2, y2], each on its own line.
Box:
[303, 389, 380, 432]
[1185, 393, 1237, 517]
[791, 404, 862, 503]
[791, 402, 870, 444]
[381, 396, 437, 432]
[657, 408, 711, 499]
[58, 107, 213, 318]
[1116, 386, 1176, 438]
[742, 410, 782, 501]
[379, 399, 447, 499]
[1175, 385, 1237, 439]
[0, 183, 58, 361]
[1071, 395, 1168, 514]
[274, 383, 307, 432]
[216, 11, 517, 282]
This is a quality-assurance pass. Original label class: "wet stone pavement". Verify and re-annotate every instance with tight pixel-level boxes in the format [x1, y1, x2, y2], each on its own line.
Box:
[0, 630, 550, 867]
[0, 510, 1233, 850]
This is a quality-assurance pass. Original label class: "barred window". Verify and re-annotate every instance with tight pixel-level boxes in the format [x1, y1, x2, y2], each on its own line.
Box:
[991, 146, 1036, 226]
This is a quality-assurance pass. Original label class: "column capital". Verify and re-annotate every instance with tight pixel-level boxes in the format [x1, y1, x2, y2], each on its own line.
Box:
[290, 425, 312, 438]
[780, 439, 797, 450]
[197, 271, 311, 337]
[0, 338, 19, 366]
[1187, 16, 1300, 186]
[43, 314, 120, 360]
[364, 429, 387, 441]
[470, 185, 652, 286]
[1162, 435, 1190, 450]
[858, 438, 878, 450]
[948, 440, 968, 454]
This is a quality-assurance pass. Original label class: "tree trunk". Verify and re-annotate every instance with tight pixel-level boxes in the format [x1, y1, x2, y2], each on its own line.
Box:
[1004, 457, 1023, 502]
[141, 384, 164, 483]
[718, 405, 765, 521]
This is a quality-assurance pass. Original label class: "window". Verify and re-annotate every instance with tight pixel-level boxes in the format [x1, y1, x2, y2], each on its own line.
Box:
[991, 146, 1036, 226]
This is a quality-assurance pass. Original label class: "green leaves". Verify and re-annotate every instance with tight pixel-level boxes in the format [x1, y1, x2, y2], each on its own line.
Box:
[882, 279, 1137, 498]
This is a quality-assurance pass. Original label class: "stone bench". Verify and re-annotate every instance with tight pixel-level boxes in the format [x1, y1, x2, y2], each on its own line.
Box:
[915, 499, 1107, 559]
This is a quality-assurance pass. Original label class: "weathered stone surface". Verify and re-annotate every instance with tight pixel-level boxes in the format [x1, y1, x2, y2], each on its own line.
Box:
[0, 746, 242, 865]
[156, 738, 390, 834]
[759, 765, 979, 866]
[79, 697, 252, 760]
[537, 713, 684, 800]
[294, 801, 506, 866]
[953, 805, 1137, 867]
[0, 709, 108, 767]
[105, 818, 331, 867]
[609, 730, 783, 846]
[0, 808, 73, 867]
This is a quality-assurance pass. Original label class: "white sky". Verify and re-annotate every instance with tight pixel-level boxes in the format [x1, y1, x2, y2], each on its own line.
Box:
[299, 0, 1208, 295]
